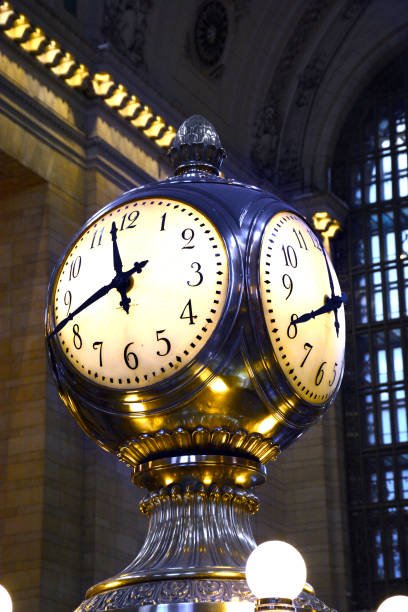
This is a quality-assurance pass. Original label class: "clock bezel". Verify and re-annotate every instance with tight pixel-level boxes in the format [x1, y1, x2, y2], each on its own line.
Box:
[244, 201, 345, 425]
[45, 186, 243, 419]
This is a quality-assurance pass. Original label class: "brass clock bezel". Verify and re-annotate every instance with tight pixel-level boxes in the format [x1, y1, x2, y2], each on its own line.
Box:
[244, 201, 345, 425]
[45, 187, 243, 420]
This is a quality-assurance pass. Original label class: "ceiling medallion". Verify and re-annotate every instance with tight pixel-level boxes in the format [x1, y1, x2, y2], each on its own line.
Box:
[194, 1, 228, 67]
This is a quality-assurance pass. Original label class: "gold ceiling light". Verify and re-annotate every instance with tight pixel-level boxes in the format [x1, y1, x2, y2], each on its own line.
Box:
[118, 94, 141, 119]
[143, 116, 166, 138]
[0, 2, 15, 27]
[131, 105, 154, 128]
[50, 51, 76, 77]
[3, 13, 30, 40]
[312, 211, 341, 239]
[1, 2, 176, 149]
[65, 64, 89, 88]
[155, 126, 177, 148]
[312, 211, 341, 256]
[19, 27, 46, 53]
[91, 72, 115, 97]
[104, 84, 128, 108]
[36, 40, 62, 66]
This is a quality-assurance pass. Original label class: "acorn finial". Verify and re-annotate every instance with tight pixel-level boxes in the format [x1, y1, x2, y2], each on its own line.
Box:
[168, 115, 226, 175]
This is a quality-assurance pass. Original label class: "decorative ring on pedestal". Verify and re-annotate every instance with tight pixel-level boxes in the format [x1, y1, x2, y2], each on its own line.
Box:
[117, 427, 280, 468]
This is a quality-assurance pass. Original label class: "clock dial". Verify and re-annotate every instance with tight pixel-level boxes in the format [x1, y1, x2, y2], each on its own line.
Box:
[259, 211, 345, 404]
[51, 198, 229, 389]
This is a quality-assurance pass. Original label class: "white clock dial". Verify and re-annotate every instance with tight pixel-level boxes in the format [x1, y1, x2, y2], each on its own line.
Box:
[259, 211, 345, 404]
[51, 198, 229, 389]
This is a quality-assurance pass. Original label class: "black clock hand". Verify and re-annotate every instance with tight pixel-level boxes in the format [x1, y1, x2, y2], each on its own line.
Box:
[49, 281, 115, 338]
[110, 221, 131, 313]
[113, 260, 149, 313]
[317, 235, 346, 337]
[295, 294, 344, 325]
[320, 242, 342, 336]
[49, 259, 149, 338]
[110, 221, 123, 274]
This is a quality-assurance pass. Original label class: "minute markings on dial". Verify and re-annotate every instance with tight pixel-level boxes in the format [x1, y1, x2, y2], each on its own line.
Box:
[261, 213, 340, 402]
[53, 199, 228, 387]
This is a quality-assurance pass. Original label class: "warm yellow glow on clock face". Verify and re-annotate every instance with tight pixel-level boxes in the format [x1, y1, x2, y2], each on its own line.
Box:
[52, 198, 229, 389]
[259, 212, 345, 404]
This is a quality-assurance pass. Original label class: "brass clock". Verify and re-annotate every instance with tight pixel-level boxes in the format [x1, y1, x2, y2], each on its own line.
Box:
[255, 209, 345, 407]
[48, 197, 229, 390]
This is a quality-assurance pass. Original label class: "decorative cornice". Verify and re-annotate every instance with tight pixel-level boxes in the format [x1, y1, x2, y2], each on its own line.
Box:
[0, 1, 176, 151]
[117, 426, 280, 468]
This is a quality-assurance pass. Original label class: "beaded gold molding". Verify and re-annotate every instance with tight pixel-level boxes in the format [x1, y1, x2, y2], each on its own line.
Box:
[139, 482, 260, 515]
[0, 2, 176, 148]
[118, 426, 280, 467]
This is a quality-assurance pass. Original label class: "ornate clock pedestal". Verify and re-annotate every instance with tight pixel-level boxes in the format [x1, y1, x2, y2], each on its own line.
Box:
[74, 450, 331, 612]
[75, 453, 264, 611]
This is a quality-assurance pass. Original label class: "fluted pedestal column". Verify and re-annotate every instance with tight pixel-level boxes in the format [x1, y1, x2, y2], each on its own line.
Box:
[75, 455, 264, 611]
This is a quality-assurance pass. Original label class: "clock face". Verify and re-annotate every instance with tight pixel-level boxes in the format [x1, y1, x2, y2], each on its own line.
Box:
[259, 211, 345, 405]
[51, 198, 229, 390]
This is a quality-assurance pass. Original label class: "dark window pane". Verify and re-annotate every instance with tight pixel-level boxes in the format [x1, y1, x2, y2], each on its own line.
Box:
[333, 47, 408, 609]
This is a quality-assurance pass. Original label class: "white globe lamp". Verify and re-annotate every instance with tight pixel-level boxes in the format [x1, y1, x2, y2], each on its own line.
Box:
[245, 541, 307, 610]
[0, 585, 12, 612]
[377, 595, 408, 612]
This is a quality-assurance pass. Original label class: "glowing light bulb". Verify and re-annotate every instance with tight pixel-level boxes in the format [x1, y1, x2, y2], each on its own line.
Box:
[0, 585, 12, 612]
[245, 540, 307, 600]
[377, 595, 408, 612]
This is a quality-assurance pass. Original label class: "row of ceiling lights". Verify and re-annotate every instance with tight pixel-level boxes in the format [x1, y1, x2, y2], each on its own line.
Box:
[0, 2, 176, 149]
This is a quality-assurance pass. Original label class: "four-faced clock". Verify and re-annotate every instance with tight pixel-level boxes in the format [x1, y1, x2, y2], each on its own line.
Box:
[259, 211, 345, 404]
[48, 197, 229, 389]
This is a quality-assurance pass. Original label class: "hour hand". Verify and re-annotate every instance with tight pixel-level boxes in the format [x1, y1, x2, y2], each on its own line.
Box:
[114, 260, 149, 314]
[110, 221, 123, 275]
[296, 294, 345, 327]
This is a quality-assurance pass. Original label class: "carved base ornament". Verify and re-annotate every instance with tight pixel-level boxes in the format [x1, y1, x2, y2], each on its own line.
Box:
[118, 427, 280, 468]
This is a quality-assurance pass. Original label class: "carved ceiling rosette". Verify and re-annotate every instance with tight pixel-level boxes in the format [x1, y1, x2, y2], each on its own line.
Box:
[102, 0, 153, 70]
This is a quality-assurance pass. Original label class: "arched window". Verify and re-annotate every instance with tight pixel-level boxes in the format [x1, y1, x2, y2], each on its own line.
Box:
[333, 49, 408, 610]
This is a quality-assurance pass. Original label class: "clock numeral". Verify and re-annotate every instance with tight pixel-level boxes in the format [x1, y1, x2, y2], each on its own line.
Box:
[315, 361, 327, 386]
[73, 324, 82, 349]
[181, 228, 195, 249]
[287, 313, 298, 339]
[187, 262, 203, 287]
[300, 342, 313, 367]
[180, 299, 197, 325]
[160, 213, 167, 231]
[124, 342, 138, 369]
[119, 210, 140, 231]
[156, 329, 171, 356]
[91, 227, 104, 248]
[307, 228, 322, 251]
[93, 341, 103, 367]
[64, 290, 72, 315]
[69, 255, 81, 280]
[329, 362, 338, 387]
[281, 245, 297, 268]
[293, 228, 308, 250]
[282, 274, 293, 299]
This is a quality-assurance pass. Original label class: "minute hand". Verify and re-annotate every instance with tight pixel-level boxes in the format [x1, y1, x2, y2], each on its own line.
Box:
[49, 281, 114, 338]
[48, 259, 149, 338]
[295, 294, 344, 325]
